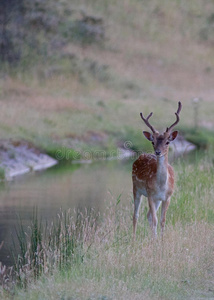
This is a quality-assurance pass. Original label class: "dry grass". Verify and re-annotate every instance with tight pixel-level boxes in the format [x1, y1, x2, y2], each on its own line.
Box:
[0, 155, 213, 300]
[7, 216, 214, 300]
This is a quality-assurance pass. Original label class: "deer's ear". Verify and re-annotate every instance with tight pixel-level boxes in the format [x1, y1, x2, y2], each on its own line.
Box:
[143, 131, 153, 141]
[168, 130, 178, 141]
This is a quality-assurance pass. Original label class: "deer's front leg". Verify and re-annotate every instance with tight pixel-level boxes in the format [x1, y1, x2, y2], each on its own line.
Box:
[147, 198, 158, 236]
[160, 197, 171, 235]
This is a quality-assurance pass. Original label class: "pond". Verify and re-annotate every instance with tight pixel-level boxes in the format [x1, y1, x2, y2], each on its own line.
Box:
[0, 136, 197, 267]
[0, 159, 134, 266]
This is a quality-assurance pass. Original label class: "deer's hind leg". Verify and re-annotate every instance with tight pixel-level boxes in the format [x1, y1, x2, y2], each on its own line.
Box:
[160, 197, 171, 235]
[133, 189, 142, 239]
[147, 199, 161, 236]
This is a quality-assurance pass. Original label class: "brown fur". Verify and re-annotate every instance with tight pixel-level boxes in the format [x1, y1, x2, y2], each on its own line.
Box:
[132, 153, 174, 194]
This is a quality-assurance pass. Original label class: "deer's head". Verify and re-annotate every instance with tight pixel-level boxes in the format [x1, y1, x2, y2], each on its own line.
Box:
[140, 102, 182, 157]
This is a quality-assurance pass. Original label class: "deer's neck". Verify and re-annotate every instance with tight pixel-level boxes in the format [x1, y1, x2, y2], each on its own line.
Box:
[156, 152, 169, 186]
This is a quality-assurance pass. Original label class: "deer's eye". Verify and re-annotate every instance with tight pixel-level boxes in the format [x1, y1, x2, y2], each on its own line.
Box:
[166, 141, 170, 145]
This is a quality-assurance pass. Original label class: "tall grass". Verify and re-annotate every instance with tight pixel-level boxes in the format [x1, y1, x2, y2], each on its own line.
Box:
[0, 153, 213, 299]
[10, 209, 98, 290]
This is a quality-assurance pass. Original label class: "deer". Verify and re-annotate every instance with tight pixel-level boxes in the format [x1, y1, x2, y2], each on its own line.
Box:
[132, 101, 182, 238]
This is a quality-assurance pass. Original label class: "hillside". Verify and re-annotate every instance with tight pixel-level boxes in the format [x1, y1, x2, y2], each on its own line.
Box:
[0, 0, 214, 157]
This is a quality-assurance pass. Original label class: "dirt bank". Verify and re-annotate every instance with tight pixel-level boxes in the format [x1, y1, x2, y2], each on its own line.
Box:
[0, 140, 57, 180]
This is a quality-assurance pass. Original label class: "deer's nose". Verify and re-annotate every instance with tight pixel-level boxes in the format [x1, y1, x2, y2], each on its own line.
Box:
[155, 150, 161, 156]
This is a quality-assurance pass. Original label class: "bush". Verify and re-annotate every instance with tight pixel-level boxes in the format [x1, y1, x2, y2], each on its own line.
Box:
[0, 0, 105, 70]
[181, 126, 214, 149]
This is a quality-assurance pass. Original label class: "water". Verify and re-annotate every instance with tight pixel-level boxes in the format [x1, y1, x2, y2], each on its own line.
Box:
[0, 159, 133, 265]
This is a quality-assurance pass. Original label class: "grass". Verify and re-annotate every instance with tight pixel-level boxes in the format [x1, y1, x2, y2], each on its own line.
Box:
[42, 143, 81, 162]
[181, 126, 214, 149]
[0, 167, 5, 181]
[0, 0, 214, 160]
[0, 0, 214, 295]
[0, 153, 213, 299]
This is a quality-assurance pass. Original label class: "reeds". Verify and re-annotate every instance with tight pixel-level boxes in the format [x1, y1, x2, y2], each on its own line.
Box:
[10, 208, 98, 289]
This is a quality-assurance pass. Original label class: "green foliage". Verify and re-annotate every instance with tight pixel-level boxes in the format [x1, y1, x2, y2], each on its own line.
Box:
[169, 153, 214, 225]
[45, 145, 80, 162]
[62, 16, 105, 45]
[181, 126, 214, 149]
[12, 211, 43, 286]
[29, 211, 43, 279]
[120, 126, 153, 153]
[36, 138, 81, 162]
[0, 167, 5, 180]
[199, 13, 214, 42]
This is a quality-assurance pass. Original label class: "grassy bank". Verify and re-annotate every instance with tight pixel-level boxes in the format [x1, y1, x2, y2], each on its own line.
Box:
[1, 153, 213, 299]
[0, 0, 214, 159]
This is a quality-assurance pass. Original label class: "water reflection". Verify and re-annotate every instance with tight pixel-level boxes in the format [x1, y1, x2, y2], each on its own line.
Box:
[0, 159, 133, 265]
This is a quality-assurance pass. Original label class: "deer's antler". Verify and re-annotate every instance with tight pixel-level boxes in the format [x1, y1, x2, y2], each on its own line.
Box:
[140, 112, 156, 133]
[166, 101, 182, 132]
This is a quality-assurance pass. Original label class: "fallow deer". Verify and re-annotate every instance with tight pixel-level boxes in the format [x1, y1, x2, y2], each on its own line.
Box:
[132, 102, 182, 237]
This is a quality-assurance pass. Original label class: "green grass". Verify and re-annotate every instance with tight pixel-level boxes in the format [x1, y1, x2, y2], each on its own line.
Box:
[0, 167, 5, 180]
[43, 144, 81, 162]
[1, 153, 213, 299]
[181, 126, 214, 149]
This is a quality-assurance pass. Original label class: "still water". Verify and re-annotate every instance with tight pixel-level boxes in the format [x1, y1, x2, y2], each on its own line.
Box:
[0, 159, 133, 265]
